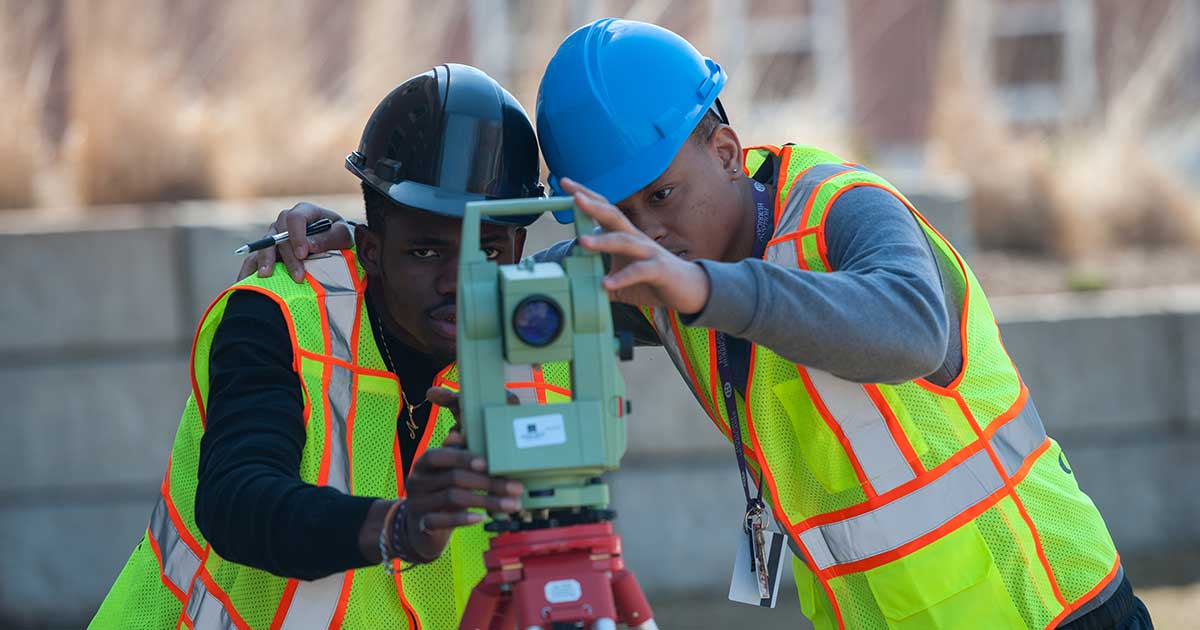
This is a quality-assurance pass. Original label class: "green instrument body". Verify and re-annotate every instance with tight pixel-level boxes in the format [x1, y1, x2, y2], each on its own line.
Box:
[457, 198, 629, 511]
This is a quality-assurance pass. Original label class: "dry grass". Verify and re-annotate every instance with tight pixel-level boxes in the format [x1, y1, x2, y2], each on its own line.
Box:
[58, 0, 478, 207]
[202, 2, 360, 200]
[0, 1, 47, 209]
[63, 0, 213, 206]
[929, 0, 1200, 259]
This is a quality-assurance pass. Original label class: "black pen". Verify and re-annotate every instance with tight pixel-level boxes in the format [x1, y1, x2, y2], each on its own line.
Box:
[234, 218, 335, 255]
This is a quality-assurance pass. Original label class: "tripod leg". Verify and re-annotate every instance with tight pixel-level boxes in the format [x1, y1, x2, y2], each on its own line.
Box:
[460, 581, 503, 630]
[611, 569, 655, 629]
[491, 591, 516, 630]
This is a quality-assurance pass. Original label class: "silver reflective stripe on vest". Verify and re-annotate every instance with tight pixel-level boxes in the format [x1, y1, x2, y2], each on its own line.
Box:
[764, 239, 799, 269]
[766, 163, 867, 268]
[796, 399, 1049, 571]
[279, 573, 347, 630]
[270, 255, 356, 630]
[806, 369, 916, 495]
[186, 575, 238, 630]
[990, 400, 1047, 477]
[149, 495, 202, 595]
[775, 163, 859, 235]
[504, 363, 539, 404]
[325, 364, 353, 493]
[800, 449, 1002, 570]
[306, 254, 358, 365]
[307, 254, 359, 494]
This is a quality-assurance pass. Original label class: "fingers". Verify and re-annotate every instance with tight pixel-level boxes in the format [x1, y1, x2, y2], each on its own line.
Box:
[560, 178, 634, 233]
[425, 386, 459, 408]
[426, 386, 461, 422]
[248, 203, 352, 282]
[308, 221, 354, 253]
[409, 487, 521, 515]
[412, 446, 485, 473]
[237, 255, 258, 281]
[411, 467, 523, 498]
[255, 241, 278, 278]
[578, 230, 656, 261]
[283, 205, 319, 259]
[275, 209, 306, 283]
[407, 445, 525, 522]
[418, 511, 486, 530]
[603, 257, 678, 292]
[442, 430, 465, 448]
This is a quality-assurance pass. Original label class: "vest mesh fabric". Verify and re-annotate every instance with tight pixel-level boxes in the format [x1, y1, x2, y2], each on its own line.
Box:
[89, 538, 186, 628]
[1015, 440, 1118, 603]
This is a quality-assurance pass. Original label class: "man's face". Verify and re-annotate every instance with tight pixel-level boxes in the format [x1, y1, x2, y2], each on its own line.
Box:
[358, 207, 526, 366]
[614, 127, 745, 263]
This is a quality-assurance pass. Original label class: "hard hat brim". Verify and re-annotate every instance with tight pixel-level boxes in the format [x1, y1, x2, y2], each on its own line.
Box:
[346, 155, 541, 227]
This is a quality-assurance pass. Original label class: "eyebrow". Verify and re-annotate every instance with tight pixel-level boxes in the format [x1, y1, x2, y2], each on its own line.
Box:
[404, 237, 453, 247]
[402, 234, 507, 247]
[480, 233, 507, 244]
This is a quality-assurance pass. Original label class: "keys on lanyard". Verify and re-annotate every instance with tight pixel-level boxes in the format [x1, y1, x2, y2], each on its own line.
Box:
[744, 504, 772, 600]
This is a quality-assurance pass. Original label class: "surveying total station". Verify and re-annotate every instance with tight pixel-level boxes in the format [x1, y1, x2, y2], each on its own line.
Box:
[456, 198, 657, 630]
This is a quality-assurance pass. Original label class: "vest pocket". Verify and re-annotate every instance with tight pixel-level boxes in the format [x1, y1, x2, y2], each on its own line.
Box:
[773, 378, 862, 494]
[863, 521, 1025, 629]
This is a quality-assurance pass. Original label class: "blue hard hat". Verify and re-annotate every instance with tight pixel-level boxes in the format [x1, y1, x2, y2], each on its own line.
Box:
[536, 18, 726, 223]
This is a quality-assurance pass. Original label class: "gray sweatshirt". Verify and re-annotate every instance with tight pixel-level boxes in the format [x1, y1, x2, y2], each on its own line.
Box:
[533, 184, 963, 388]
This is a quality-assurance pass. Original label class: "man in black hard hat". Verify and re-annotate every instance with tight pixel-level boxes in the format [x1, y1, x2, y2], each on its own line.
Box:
[90, 64, 564, 629]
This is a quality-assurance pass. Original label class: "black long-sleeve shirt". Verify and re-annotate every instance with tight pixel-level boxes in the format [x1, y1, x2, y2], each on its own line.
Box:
[194, 289, 438, 580]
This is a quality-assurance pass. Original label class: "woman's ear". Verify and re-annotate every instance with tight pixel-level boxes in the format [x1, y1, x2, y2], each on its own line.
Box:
[356, 224, 382, 275]
[710, 124, 744, 179]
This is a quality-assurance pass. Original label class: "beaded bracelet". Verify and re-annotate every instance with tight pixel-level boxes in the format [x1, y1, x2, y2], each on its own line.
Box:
[379, 500, 437, 574]
[378, 500, 403, 575]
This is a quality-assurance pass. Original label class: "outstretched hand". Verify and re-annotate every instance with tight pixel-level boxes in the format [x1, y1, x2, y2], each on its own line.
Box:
[561, 178, 711, 314]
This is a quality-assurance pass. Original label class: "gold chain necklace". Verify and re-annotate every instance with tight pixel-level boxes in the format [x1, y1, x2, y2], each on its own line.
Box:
[369, 300, 427, 440]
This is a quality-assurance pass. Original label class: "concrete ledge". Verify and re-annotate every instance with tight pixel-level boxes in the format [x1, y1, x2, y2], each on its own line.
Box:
[621, 348, 728, 458]
[610, 457, 791, 598]
[182, 225, 264, 324]
[0, 500, 155, 627]
[0, 227, 185, 354]
[1001, 313, 1177, 437]
[1180, 312, 1200, 431]
[0, 355, 187, 492]
[1058, 434, 1200, 555]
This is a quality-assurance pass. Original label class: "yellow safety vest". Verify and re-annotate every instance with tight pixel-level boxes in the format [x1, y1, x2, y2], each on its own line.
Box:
[90, 251, 573, 630]
[643, 145, 1122, 629]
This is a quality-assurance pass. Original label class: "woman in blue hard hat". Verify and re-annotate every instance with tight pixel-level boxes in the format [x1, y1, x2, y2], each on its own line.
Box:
[538, 17, 1149, 630]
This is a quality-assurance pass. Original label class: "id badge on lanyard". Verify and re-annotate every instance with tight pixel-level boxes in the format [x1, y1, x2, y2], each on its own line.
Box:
[723, 181, 790, 607]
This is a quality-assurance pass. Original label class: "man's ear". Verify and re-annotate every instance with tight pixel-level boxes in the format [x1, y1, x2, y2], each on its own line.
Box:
[512, 227, 527, 261]
[356, 224, 382, 275]
[710, 124, 743, 180]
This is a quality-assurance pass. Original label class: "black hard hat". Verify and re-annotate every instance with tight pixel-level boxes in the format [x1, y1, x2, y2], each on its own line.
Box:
[346, 64, 545, 226]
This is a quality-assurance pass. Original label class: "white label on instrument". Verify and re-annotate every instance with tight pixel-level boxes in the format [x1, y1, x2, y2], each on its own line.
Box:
[544, 579, 582, 604]
[513, 414, 566, 449]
